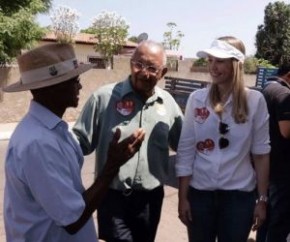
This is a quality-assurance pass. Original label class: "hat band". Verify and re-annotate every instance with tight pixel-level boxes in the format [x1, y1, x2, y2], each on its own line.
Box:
[213, 40, 245, 62]
[21, 58, 78, 84]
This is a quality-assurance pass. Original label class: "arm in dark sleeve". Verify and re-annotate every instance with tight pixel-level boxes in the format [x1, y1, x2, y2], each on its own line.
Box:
[169, 101, 184, 151]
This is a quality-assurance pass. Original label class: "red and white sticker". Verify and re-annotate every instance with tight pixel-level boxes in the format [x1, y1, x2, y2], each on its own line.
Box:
[116, 100, 135, 116]
[196, 139, 215, 155]
[194, 107, 210, 124]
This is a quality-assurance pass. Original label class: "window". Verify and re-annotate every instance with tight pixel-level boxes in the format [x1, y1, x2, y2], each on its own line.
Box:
[87, 56, 106, 69]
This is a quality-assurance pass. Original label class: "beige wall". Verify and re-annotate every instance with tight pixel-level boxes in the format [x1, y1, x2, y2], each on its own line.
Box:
[39, 41, 101, 64]
[38, 40, 135, 64]
[0, 57, 256, 124]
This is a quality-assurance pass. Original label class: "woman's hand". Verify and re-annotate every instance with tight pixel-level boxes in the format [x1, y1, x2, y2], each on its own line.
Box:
[252, 201, 267, 231]
[178, 197, 192, 226]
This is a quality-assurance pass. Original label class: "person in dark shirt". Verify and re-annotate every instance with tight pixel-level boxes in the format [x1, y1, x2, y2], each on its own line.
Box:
[261, 62, 290, 242]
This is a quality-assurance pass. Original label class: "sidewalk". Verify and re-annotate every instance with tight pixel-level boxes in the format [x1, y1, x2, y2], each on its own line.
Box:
[0, 122, 256, 241]
[0, 122, 17, 140]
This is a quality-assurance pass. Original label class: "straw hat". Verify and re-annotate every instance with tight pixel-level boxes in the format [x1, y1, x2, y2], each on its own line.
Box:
[3, 43, 94, 92]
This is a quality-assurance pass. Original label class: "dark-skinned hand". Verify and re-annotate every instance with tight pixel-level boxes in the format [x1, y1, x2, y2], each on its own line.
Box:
[104, 128, 145, 176]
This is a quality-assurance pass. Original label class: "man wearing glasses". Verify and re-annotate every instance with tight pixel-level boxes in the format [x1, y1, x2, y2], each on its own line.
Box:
[73, 40, 183, 242]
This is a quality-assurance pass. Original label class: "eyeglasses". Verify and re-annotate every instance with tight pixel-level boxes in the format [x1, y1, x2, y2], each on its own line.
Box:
[131, 60, 161, 75]
[219, 121, 229, 149]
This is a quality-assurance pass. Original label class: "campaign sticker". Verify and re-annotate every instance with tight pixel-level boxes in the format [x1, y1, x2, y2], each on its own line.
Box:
[194, 107, 210, 123]
[116, 100, 135, 116]
[196, 138, 215, 155]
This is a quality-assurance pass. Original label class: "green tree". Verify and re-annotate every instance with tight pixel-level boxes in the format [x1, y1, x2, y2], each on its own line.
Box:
[0, 0, 49, 65]
[128, 36, 138, 43]
[0, 0, 51, 15]
[255, 1, 290, 65]
[80, 27, 96, 34]
[163, 22, 184, 50]
[193, 58, 208, 67]
[89, 11, 129, 68]
[244, 56, 276, 74]
[50, 5, 80, 44]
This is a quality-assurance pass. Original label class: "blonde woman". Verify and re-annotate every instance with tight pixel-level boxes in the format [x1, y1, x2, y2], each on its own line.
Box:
[176, 36, 270, 242]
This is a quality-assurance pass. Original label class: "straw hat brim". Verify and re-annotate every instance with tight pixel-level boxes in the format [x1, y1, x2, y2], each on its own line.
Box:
[3, 63, 94, 92]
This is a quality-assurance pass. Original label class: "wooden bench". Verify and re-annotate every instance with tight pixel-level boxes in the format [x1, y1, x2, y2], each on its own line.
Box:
[164, 76, 209, 112]
[164, 76, 263, 112]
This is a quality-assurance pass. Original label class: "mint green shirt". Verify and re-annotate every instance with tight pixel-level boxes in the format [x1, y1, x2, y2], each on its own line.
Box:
[73, 77, 183, 191]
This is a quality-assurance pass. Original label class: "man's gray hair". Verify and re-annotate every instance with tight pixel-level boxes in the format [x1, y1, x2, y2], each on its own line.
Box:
[133, 40, 167, 66]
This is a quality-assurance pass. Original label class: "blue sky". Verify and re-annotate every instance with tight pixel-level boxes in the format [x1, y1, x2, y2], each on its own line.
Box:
[37, 0, 289, 58]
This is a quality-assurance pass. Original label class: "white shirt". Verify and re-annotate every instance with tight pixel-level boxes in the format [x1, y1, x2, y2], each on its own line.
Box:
[4, 101, 98, 242]
[175, 87, 270, 191]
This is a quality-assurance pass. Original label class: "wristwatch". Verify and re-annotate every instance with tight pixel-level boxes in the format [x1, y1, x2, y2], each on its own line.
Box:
[256, 194, 268, 204]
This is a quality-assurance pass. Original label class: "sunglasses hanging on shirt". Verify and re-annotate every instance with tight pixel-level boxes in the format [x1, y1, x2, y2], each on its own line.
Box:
[219, 121, 230, 149]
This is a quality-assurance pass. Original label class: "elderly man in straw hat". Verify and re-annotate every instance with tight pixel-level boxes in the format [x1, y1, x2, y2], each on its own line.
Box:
[2, 43, 145, 242]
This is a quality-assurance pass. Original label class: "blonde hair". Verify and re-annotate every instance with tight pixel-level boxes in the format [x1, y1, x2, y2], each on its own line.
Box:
[209, 36, 248, 123]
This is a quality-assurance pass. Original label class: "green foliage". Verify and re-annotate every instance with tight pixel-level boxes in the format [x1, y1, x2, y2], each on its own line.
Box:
[193, 57, 276, 74]
[0, 0, 48, 65]
[128, 36, 138, 43]
[255, 1, 290, 65]
[80, 27, 97, 34]
[243, 56, 276, 74]
[90, 11, 129, 68]
[193, 58, 208, 66]
[0, 0, 51, 15]
[163, 22, 184, 51]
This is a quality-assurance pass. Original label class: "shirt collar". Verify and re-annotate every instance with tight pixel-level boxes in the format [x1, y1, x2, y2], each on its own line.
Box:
[29, 100, 64, 130]
[120, 77, 134, 98]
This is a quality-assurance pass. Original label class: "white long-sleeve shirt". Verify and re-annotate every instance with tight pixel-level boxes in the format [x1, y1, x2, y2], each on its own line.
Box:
[175, 87, 270, 191]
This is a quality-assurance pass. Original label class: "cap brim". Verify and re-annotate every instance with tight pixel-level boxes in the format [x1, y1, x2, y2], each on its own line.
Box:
[3, 63, 95, 92]
[196, 49, 234, 59]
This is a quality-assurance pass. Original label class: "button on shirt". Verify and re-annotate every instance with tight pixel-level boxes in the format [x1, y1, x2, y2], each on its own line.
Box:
[176, 87, 270, 191]
[73, 77, 183, 191]
[4, 101, 98, 242]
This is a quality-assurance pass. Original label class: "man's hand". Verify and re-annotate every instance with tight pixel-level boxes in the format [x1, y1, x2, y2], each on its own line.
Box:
[104, 128, 145, 176]
[65, 128, 145, 234]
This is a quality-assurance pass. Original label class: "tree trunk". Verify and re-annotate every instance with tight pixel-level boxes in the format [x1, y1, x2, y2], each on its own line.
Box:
[0, 67, 12, 102]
